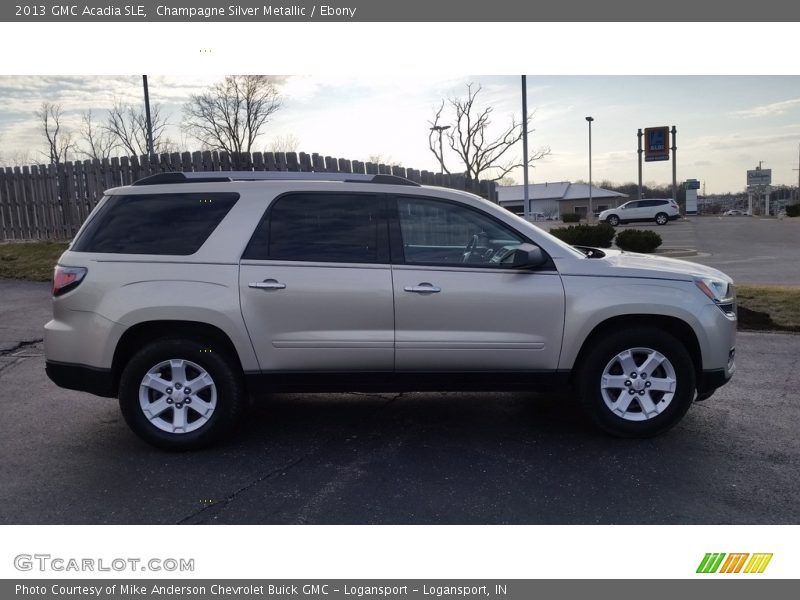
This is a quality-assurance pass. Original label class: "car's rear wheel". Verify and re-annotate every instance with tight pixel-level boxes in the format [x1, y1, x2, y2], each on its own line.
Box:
[655, 212, 669, 225]
[119, 338, 244, 450]
[577, 328, 696, 437]
[606, 215, 620, 226]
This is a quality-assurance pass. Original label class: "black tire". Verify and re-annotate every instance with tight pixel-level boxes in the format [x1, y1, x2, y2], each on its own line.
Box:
[119, 338, 244, 450]
[607, 215, 620, 227]
[576, 327, 696, 438]
[655, 212, 669, 225]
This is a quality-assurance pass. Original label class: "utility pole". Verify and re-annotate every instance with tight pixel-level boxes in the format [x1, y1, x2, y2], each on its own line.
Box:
[142, 75, 154, 155]
[522, 76, 530, 219]
[793, 143, 800, 201]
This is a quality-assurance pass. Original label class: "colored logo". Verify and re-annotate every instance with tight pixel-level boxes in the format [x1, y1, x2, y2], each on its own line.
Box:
[697, 553, 773, 574]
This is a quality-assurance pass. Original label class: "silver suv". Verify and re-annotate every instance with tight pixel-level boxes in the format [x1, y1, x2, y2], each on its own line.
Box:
[45, 172, 736, 450]
[599, 198, 680, 226]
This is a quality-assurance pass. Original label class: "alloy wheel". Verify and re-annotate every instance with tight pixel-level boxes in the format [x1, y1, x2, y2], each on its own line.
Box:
[599, 347, 677, 421]
[138, 358, 217, 434]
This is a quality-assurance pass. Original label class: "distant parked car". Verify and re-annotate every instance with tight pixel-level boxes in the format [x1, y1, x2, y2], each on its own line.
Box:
[599, 199, 680, 226]
[722, 209, 749, 217]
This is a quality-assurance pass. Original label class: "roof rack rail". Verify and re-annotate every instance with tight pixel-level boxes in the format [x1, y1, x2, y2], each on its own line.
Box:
[131, 171, 421, 187]
[131, 172, 229, 186]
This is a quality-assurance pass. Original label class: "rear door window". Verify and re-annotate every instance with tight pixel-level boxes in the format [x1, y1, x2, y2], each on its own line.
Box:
[72, 193, 239, 255]
[243, 193, 385, 264]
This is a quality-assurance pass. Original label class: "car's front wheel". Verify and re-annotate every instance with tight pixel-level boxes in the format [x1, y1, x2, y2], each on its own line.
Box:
[606, 215, 620, 226]
[118, 338, 245, 450]
[577, 328, 696, 437]
[655, 212, 669, 225]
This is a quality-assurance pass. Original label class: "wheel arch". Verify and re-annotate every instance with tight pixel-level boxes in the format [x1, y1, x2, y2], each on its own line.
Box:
[111, 320, 245, 396]
[569, 314, 702, 385]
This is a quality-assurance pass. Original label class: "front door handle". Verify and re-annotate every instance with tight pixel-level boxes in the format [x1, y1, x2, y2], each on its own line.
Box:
[404, 283, 441, 294]
[249, 279, 286, 290]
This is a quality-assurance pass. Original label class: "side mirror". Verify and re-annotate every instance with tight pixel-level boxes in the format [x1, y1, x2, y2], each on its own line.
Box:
[511, 243, 547, 268]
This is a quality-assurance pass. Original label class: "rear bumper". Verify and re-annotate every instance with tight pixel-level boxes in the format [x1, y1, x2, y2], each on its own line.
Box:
[45, 360, 116, 398]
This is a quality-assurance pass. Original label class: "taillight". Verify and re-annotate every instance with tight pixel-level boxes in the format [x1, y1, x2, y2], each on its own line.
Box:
[53, 265, 87, 297]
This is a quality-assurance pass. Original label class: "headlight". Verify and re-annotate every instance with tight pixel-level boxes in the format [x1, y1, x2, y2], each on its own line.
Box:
[694, 277, 736, 317]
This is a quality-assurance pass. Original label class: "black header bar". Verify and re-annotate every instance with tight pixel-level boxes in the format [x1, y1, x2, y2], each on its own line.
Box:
[3, 1, 800, 22]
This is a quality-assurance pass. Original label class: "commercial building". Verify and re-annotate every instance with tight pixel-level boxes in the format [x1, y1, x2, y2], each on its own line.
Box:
[498, 182, 628, 218]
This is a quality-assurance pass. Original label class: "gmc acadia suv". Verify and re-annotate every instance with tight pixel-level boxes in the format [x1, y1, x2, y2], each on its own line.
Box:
[45, 172, 736, 450]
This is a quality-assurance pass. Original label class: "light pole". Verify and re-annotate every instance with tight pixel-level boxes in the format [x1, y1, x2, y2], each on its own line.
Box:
[429, 125, 451, 175]
[586, 116, 594, 221]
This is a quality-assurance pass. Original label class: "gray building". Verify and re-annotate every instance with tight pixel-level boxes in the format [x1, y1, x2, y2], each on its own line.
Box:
[498, 182, 628, 218]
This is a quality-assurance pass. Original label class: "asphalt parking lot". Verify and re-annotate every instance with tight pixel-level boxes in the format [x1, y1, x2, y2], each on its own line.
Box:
[1, 275, 798, 525]
[536, 215, 800, 284]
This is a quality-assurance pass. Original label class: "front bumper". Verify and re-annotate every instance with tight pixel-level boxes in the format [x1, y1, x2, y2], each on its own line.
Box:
[695, 362, 734, 402]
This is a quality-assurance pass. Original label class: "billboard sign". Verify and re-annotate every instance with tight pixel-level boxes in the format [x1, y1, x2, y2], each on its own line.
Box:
[685, 179, 700, 190]
[747, 169, 771, 187]
[644, 126, 670, 162]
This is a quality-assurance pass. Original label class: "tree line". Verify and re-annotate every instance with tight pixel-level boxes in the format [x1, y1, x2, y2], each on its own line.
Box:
[1, 78, 553, 187]
[23, 75, 286, 167]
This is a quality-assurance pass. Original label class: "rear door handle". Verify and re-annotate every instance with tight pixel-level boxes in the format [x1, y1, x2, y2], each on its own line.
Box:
[249, 279, 286, 290]
[404, 283, 441, 294]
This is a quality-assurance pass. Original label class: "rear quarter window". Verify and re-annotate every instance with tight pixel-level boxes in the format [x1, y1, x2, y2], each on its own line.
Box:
[72, 193, 239, 255]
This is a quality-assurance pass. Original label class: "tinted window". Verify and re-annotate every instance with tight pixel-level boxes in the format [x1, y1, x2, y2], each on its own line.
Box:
[244, 193, 381, 263]
[73, 193, 239, 255]
[397, 197, 523, 267]
[624, 201, 640, 209]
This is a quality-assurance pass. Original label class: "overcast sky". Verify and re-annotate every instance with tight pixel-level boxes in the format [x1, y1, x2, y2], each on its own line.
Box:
[0, 74, 798, 194]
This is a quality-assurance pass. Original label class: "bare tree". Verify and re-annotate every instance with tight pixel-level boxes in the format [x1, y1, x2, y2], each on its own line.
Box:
[0, 134, 33, 167]
[267, 133, 300, 153]
[105, 101, 171, 156]
[428, 83, 550, 182]
[36, 102, 75, 165]
[183, 75, 282, 155]
[367, 154, 402, 167]
[78, 110, 117, 161]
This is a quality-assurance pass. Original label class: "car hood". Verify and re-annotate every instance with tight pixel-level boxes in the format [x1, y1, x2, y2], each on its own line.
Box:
[565, 248, 733, 283]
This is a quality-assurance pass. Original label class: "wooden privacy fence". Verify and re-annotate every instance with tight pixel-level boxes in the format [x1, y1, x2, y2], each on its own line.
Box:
[0, 151, 498, 241]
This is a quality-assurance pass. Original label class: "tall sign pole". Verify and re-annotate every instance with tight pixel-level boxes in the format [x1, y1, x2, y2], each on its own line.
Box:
[521, 76, 529, 219]
[637, 129, 643, 200]
[747, 165, 772, 215]
[671, 125, 678, 204]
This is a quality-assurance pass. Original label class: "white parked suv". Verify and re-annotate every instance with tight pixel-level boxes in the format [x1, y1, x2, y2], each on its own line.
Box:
[45, 172, 736, 450]
[599, 199, 680, 226]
